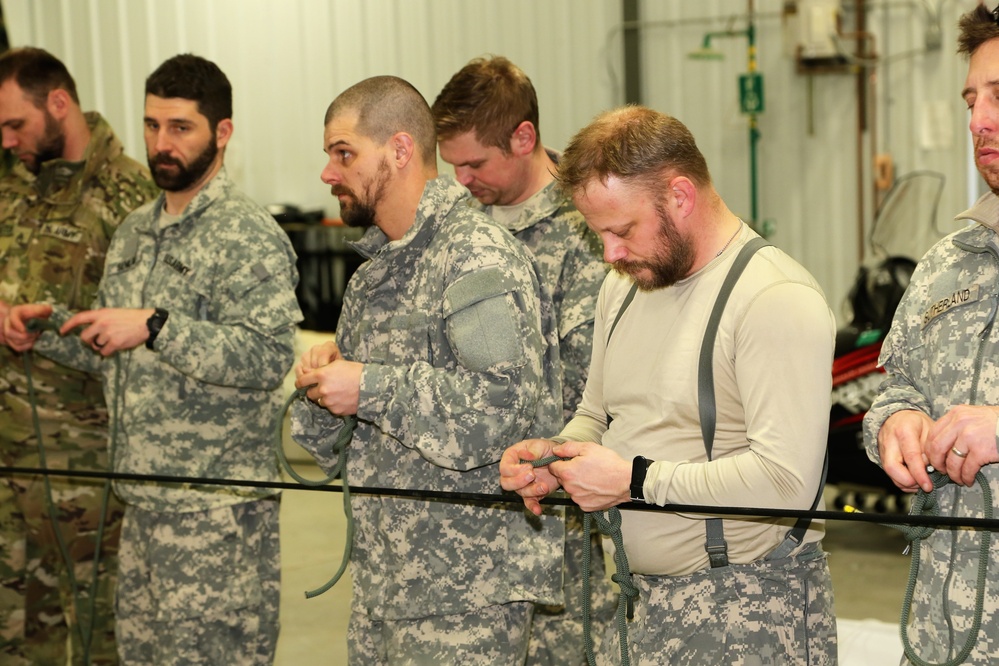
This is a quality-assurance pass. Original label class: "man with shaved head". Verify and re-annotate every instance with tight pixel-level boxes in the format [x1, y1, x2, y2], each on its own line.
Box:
[291, 75, 564, 664]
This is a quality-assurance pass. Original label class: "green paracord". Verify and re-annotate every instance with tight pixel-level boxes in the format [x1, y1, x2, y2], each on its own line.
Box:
[527, 454, 638, 666]
[885, 470, 992, 666]
[273, 386, 356, 598]
[23, 318, 115, 666]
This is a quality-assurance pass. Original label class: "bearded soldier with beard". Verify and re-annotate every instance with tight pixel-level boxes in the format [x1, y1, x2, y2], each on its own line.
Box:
[6, 54, 301, 665]
[290, 75, 564, 664]
[0, 47, 156, 665]
[501, 106, 837, 665]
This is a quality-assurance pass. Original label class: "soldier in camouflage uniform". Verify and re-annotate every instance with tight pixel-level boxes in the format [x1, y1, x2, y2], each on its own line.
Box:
[0, 47, 157, 665]
[7, 54, 300, 665]
[433, 56, 614, 666]
[863, 7, 999, 664]
[290, 75, 564, 665]
[501, 106, 837, 665]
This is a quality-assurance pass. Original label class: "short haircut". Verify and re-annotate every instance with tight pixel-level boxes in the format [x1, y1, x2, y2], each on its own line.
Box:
[431, 56, 540, 153]
[0, 47, 79, 107]
[325, 75, 436, 165]
[145, 54, 232, 130]
[557, 105, 712, 197]
[958, 5, 999, 57]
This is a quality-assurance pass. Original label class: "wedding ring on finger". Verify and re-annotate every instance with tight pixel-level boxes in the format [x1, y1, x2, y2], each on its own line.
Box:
[951, 447, 968, 459]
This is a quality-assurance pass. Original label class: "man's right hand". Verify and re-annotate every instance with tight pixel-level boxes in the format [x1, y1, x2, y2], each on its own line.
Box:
[3, 303, 53, 352]
[295, 340, 342, 378]
[499, 438, 561, 516]
[878, 409, 935, 493]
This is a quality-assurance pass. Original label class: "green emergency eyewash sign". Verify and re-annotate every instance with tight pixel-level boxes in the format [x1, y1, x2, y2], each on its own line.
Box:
[739, 72, 764, 114]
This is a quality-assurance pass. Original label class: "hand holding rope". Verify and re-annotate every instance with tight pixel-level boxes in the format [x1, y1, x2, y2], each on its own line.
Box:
[525, 454, 638, 666]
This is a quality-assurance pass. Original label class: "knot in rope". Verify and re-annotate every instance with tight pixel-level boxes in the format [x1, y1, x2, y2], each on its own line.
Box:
[524, 454, 636, 666]
[886, 470, 992, 666]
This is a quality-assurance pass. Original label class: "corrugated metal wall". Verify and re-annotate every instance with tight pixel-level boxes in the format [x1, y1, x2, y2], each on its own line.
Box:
[2, 0, 981, 321]
[1, 0, 621, 213]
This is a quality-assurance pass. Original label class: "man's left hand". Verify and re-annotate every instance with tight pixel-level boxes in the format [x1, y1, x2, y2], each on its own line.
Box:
[925, 404, 999, 487]
[549, 441, 632, 512]
[61, 308, 155, 356]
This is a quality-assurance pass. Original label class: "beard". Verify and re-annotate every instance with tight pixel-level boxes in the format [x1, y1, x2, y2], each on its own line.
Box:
[613, 202, 695, 291]
[148, 134, 218, 192]
[334, 157, 391, 229]
[23, 109, 65, 174]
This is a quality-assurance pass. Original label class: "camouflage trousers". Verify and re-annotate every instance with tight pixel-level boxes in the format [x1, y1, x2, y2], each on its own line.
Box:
[528, 507, 617, 666]
[348, 600, 534, 665]
[114, 497, 280, 665]
[597, 542, 837, 666]
[0, 429, 124, 666]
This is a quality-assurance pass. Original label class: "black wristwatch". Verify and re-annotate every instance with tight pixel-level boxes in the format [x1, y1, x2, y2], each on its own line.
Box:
[145, 308, 169, 350]
[630, 456, 653, 503]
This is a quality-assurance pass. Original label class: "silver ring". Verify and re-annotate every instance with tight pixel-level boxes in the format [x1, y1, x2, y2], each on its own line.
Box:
[951, 447, 968, 459]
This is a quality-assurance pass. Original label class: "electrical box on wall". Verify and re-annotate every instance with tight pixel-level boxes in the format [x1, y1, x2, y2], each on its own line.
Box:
[783, 0, 848, 72]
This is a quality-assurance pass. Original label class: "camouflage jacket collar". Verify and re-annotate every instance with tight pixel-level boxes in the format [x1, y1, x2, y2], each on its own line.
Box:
[955, 192, 999, 249]
[147, 166, 234, 233]
[351, 174, 469, 260]
[468, 147, 563, 234]
[25, 112, 125, 199]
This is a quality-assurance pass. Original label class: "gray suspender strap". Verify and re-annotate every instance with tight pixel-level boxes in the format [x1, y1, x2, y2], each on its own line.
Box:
[604, 283, 639, 428]
[698, 236, 827, 568]
[698, 237, 771, 568]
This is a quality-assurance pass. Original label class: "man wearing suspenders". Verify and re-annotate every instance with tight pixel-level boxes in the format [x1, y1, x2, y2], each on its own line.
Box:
[501, 106, 837, 665]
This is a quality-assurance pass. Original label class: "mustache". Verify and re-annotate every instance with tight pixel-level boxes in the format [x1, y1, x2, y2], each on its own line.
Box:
[150, 153, 183, 168]
[331, 185, 355, 198]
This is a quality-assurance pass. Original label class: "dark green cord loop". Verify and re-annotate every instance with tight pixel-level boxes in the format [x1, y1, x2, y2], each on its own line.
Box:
[886, 470, 992, 666]
[273, 385, 356, 598]
[22, 317, 114, 665]
[525, 454, 636, 666]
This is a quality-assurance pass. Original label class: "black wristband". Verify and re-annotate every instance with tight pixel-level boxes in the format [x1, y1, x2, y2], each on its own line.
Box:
[630, 456, 652, 502]
[145, 308, 169, 350]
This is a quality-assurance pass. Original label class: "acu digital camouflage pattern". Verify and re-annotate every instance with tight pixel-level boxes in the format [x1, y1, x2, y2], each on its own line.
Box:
[470, 154, 615, 666]
[597, 544, 836, 666]
[0, 113, 156, 664]
[348, 600, 533, 665]
[864, 192, 999, 665]
[37, 166, 301, 512]
[114, 499, 280, 666]
[291, 176, 565, 634]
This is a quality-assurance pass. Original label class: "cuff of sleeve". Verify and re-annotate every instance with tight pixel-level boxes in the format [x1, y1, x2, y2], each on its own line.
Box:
[644, 460, 679, 506]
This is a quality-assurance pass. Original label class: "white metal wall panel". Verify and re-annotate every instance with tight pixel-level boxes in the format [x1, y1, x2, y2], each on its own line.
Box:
[636, 0, 979, 320]
[2, 0, 621, 215]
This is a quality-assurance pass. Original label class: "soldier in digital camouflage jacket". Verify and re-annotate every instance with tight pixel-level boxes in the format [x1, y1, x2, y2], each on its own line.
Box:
[0, 110, 156, 664]
[292, 173, 565, 619]
[865, 194, 999, 665]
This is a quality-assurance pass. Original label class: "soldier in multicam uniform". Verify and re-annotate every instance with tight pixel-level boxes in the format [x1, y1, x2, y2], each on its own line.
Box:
[501, 106, 837, 665]
[6, 54, 300, 664]
[290, 75, 564, 665]
[0, 47, 157, 665]
[432, 56, 614, 666]
[863, 6, 999, 664]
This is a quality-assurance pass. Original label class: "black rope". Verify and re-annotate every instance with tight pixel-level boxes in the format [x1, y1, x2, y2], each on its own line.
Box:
[2, 464, 999, 529]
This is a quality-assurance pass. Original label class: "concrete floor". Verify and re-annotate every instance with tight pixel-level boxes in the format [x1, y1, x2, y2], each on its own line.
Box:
[273, 469, 912, 666]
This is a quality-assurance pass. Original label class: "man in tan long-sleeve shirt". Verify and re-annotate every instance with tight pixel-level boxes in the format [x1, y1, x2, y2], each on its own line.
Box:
[501, 106, 837, 665]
